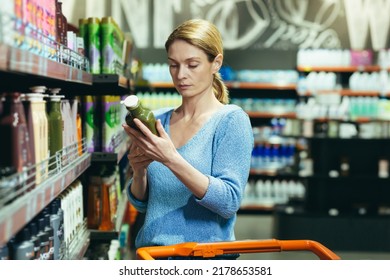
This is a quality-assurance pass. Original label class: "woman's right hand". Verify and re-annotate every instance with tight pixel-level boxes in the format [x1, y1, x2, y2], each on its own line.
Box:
[128, 140, 153, 174]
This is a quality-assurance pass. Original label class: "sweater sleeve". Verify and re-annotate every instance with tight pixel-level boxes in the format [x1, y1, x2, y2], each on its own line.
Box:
[126, 178, 148, 213]
[195, 108, 254, 219]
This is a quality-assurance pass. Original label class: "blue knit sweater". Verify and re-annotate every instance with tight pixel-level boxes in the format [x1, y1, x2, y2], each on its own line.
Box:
[127, 104, 254, 249]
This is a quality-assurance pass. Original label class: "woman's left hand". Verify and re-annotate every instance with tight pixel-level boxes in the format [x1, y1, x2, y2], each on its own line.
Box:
[123, 119, 178, 165]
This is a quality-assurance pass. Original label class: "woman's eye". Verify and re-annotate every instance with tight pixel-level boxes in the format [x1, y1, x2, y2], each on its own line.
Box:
[169, 64, 178, 68]
[189, 64, 198, 68]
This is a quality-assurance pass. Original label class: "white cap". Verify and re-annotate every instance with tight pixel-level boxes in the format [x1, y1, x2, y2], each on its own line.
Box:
[120, 95, 139, 108]
[49, 88, 62, 94]
[24, 93, 46, 101]
[47, 88, 65, 101]
[29, 86, 47, 94]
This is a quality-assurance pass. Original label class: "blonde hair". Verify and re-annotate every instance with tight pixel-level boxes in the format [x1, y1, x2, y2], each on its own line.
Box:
[165, 19, 229, 104]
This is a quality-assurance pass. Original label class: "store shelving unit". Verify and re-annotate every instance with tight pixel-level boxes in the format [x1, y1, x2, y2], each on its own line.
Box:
[0, 150, 91, 247]
[0, 43, 92, 92]
[297, 65, 383, 72]
[91, 74, 131, 95]
[264, 63, 390, 251]
[0, 34, 132, 257]
[90, 131, 130, 163]
[138, 81, 297, 91]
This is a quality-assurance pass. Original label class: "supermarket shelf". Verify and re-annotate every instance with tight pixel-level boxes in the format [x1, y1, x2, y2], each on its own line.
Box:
[89, 229, 119, 241]
[247, 111, 297, 118]
[91, 135, 130, 163]
[115, 189, 129, 232]
[226, 82, 296, 90]
[306, 89, 390, 97]
[67, 223, 90, 260]
[238, 205, 274, 215]
[0, 152, 91, 247]
[0, 43, 92, 90]
[143, 81, 296, 90]
[91, 74, 131, 95]
[297, 65, 383, 72]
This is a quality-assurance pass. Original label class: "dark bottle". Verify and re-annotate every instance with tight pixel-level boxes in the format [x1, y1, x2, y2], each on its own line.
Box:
[121, 95, 158, 135]
[44, 214, 55, 260]
[29, 222, 41, 260]
[49, 201, 61, 260]
[54, 198, 65, 259]
[0, 243, 9, 260]
[12, 227, 34, 260]
[0, 92, 32, 175]
[37, 217, 50, 260]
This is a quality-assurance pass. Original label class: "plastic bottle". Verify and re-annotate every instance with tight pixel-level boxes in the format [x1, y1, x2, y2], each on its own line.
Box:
[29, 86, 49, 181]
[44, 213, 55, 260]
[12, 227, 34, 260]
[0, 243, 9, 260]
[98, 165, 116, 231]
[121, 95, 158, 135]
[28, 222, 41, 260]
[54, 198, 65, 259]
[47, 88, 64, 170]
[37, 217, 50, 260]
[88, 17, 101, 74]
[0, 92, 32, 191]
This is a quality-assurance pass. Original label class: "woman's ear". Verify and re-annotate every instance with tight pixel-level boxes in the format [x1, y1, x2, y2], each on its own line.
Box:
[213, 54, 223, 73]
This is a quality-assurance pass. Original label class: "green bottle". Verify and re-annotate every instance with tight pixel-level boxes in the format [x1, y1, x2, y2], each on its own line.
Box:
[121, 95, 158, 136]
[47, 88, 64, 170]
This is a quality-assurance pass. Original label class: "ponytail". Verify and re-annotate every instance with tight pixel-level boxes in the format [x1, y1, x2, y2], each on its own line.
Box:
[213, 72, 229, 104]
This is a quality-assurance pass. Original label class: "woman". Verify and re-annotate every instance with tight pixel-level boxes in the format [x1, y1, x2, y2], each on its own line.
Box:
[123, 19, 254, 258]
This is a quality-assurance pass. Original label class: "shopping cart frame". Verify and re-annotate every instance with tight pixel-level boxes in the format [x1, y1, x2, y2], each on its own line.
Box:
[136, 239, 341, 260]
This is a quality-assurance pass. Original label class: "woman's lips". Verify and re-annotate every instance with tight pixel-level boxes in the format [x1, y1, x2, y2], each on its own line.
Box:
[178, 84, 190, 90]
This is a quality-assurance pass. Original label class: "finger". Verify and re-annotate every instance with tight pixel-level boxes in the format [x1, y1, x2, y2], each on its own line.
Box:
[156, 119, 168, 138]
[134, 118, 155, 139]
[122, 123, 144, 139]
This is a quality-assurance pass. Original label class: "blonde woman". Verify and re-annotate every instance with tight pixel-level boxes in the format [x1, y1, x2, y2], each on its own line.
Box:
[123, 19, 254, 259]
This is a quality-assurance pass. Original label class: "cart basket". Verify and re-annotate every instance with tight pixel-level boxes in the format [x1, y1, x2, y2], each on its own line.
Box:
[136, 238, 341, 260]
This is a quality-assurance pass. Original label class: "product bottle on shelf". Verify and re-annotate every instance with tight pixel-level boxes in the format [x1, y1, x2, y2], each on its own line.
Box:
[23, 90, 48, 184]
[21, 94, 37, 185]
[44, 213, 55, 260]
[121, 95, 158, 135]
[87, 168, 102, 229]
[37, 217, 50, 260]
[29, 86, 49, 181]
[99, 165, 116, 231]
[11, 227, 34, 260]
[88, 17, 101, 74]
[0, 243, 9, 260]
[54, 198, 65, 259]
[28, 222, 41, 260]
[47, 88, 64, 170]
[0, 92, 32, 193]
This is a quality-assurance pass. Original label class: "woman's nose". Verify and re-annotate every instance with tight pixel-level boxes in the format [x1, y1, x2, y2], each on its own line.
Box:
[177, 66, 187, 79]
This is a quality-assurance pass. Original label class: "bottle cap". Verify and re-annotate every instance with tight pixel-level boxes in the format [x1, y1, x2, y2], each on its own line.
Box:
[121, 95, 139, 108]
[46, 88, 65, 102]
[29, 86, 47, 94]
[24, 93, 46, 102]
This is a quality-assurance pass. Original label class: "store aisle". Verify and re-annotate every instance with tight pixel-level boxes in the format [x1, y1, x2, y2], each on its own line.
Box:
[235, 215, 390, 260]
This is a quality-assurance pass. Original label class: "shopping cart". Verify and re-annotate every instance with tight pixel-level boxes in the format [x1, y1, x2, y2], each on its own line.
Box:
[136, 239, 341, 260]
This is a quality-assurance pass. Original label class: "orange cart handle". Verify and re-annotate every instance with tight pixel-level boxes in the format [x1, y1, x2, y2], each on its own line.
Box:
[136, 239, 341, 260]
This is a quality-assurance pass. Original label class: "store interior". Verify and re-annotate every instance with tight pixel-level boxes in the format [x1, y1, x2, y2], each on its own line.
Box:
[1, 0, 390, 260]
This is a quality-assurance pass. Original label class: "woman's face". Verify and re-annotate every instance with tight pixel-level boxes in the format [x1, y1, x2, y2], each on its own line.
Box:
[167, 39, 220, 99]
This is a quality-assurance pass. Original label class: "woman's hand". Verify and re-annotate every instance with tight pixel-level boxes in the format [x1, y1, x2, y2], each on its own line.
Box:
[123, 118, 179, 166]
[123, 123, 153, 174]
